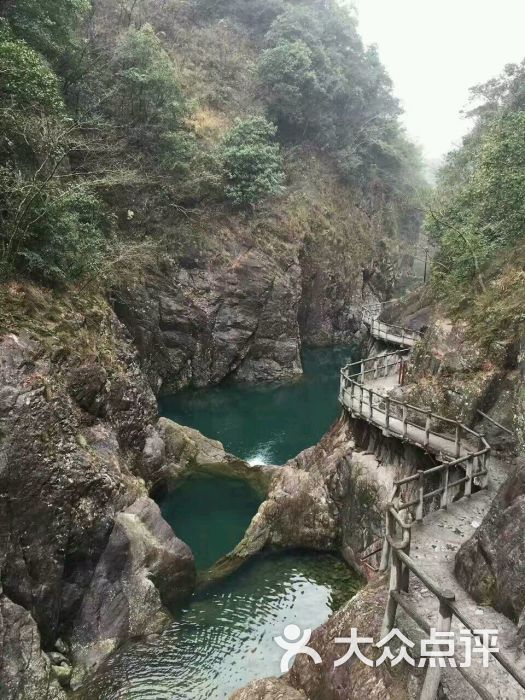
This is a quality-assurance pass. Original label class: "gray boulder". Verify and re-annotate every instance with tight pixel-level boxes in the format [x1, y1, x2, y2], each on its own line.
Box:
[0, 594, 66, 700]
[455, 464, 525, 632]
[70, 497, 195, 679]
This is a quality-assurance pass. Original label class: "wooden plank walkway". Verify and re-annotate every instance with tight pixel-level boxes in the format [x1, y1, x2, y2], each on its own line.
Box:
[340, 309, 525, 699]
[341, 384, 472, 462]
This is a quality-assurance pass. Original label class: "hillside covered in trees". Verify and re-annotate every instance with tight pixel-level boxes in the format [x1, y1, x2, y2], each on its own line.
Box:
[428, 59, 525, 351]
[0, 0, 424, 282]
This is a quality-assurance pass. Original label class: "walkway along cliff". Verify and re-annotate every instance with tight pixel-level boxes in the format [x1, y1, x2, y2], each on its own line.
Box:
[339, 305, 525, 700]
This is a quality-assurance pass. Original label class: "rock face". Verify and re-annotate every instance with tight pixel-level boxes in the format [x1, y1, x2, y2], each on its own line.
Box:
[0, 594, 66, 700]
[158, 417, 275, 495]
[204, 419, 354, 581]
[206, 416, 419, 583]
[455, 464, 525, 633]
[230, 677, 308, 700]
[114, 248, 303, 394]
[0, 294, 197, 692]
[70, 497, 195, 679]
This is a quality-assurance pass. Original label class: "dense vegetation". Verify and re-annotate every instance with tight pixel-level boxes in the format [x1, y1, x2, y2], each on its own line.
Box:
[0, 0, 424, 287]
[428, 60, 525, 345]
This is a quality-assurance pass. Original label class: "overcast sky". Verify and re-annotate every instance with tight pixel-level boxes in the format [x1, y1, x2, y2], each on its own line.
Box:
[351, 0, 525, 161]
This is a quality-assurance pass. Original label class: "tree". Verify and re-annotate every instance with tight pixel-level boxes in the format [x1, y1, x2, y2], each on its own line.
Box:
[221, 117, 285, 206]
[1, 0, 90, 64]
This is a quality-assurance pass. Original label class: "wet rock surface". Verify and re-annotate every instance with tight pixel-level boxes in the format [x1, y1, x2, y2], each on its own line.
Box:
[231, 579, 416, 700]
[114, 248, 303, 394]
[0, 594, 66, 700]
[0, 305, 196, 692]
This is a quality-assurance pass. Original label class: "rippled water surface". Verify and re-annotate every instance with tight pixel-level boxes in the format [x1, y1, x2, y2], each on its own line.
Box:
[81, 552, 359, 700]
[159, 346, 358, 465]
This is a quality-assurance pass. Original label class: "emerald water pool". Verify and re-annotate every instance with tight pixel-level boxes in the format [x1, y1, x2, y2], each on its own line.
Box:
[159, 346, 358, 465]
[82, 347, 361, 699]
[159, 474, 263, 570]
[81, 549, 359, 700]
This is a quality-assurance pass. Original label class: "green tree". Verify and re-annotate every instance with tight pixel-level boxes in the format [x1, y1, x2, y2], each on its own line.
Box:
[221, 117, 285, 206]
[428, 112, 525, 291]
[2, 0, 90, 64]
[0, 28, 65, 112]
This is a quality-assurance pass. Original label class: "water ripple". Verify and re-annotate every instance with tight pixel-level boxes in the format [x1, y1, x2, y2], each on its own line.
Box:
[80, 552, 359, 700]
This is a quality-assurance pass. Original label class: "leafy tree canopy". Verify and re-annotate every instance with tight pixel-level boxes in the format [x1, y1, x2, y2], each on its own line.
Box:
[221, 116, 285, 206]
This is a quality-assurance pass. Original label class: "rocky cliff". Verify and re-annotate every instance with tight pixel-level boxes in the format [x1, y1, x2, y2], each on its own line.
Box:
[0, 286, 199, 695]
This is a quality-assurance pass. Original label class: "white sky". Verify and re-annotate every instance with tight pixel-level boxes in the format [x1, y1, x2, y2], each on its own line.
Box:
[351, 0, 525, 161]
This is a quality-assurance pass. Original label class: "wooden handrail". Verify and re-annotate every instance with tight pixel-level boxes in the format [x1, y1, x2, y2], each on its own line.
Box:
[338, 309, 525, 698]
[476, 409, 515, 437]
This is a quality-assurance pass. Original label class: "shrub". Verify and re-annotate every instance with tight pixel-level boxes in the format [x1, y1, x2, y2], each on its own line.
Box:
[11, 185, 107, 285]
[0, 30, 65, 112]
[221, 117, 285, 206]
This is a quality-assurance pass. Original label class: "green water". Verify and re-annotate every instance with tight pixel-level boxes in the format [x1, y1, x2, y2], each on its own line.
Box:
[159, 475, 263, 570]
[159, 346, 358, 465]
[81, 551, 359, 700]
[83, 347, 361, 699]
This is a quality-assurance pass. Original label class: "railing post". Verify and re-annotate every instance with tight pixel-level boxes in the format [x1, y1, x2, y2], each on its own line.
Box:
[373, 359, 378, 379]
[402, 404, 408, 439]
[379, 509, 391, 573]
[455, 424, 461, 458]
[400, 525, 411, 592]
[360, 360, 365, 383]
[420, 598, 454, 700]
[465, 457, 473, 497]
[380, 547, 402, 638]
[478, 430, 489, 489]
[369, 388, 374, 420]
[416, 470, 425, 521]
[425, 411, 432, 448]
[385, 396, 390, 430]
[359, 384, 363, 415]
[440, 466, 449, 510]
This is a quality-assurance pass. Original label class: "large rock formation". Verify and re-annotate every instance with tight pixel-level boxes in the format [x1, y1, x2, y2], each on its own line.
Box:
[0, 594, 66, 700]
[70, 498, 195, 681]
[0, 292, 197, 692]
[231, 578, 419, 700]
[113, 246, 304, 394]
[205, 416, 420, 582]
[455, 464, 525, 634]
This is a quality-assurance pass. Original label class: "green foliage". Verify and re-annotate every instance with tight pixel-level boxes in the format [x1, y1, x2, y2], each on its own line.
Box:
[106, 24, 197, 170]
[112, 25, 185, 132]
[17, 186, 107, 285]
[0, 26, 65, 112]
[428, 107, 525, 292]
[2, 0, 90, 64]
[259, 40, 319, 127]
[221, 117, 285, 206]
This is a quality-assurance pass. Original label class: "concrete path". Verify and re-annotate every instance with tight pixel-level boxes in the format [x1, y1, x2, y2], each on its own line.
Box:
[341, 384, 473, 462]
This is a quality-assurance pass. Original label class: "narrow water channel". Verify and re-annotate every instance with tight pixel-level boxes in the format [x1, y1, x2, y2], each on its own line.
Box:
[83, 347, 361, 699]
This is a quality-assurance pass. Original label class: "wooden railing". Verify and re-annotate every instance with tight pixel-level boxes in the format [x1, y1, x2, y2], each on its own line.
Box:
[369, 318, 422, 346]
[340, 350, 490, 475]
[380, 501, 525, 699]
[337, 347, 525, 698]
